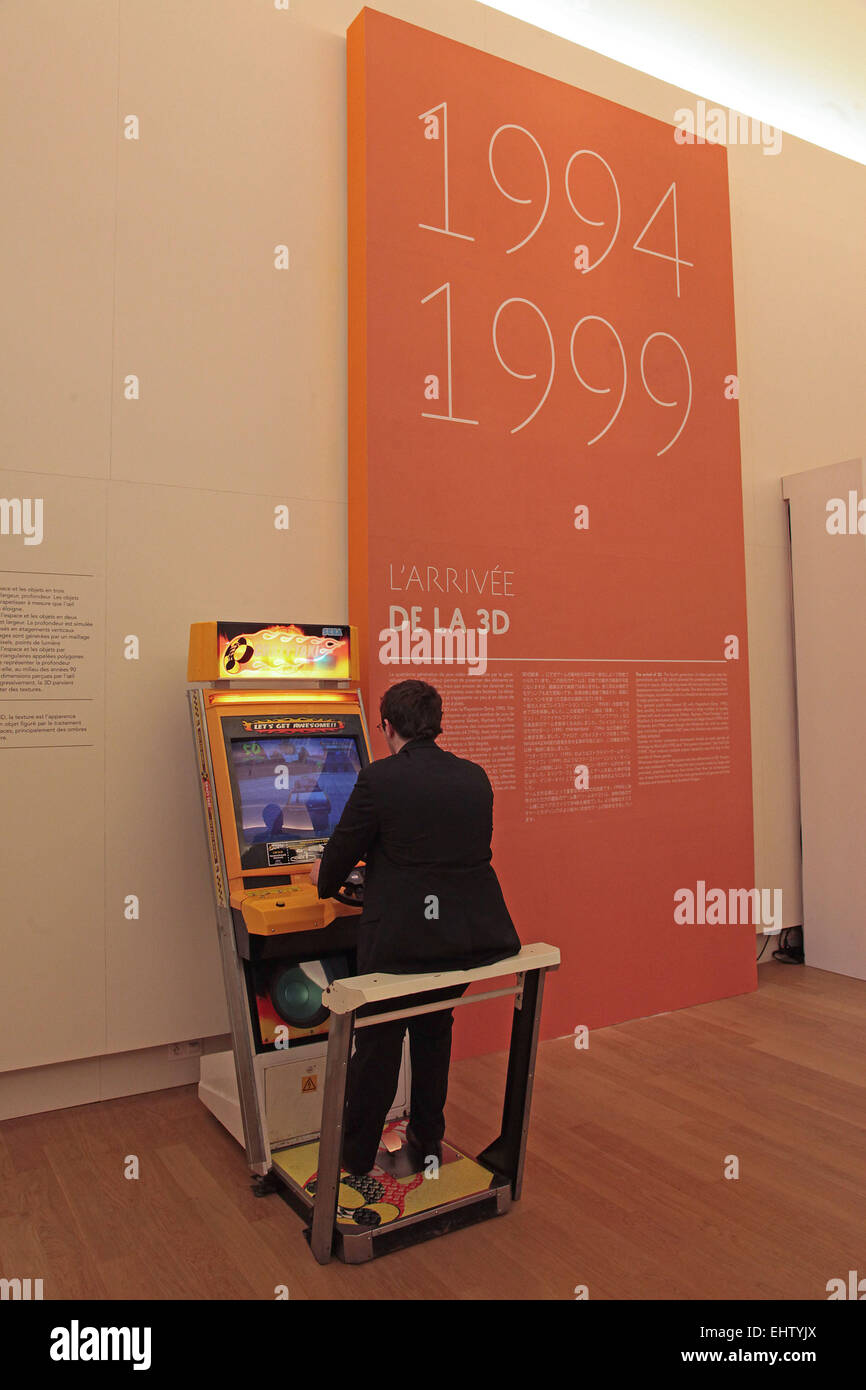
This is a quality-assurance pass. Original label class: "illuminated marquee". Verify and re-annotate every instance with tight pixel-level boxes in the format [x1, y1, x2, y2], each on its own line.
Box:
[240, 718, 347, 733]
[187, 622, 357, 683]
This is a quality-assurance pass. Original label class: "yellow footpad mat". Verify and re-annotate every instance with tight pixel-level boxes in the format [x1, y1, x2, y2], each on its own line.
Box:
[272, 1120, 495, 1229]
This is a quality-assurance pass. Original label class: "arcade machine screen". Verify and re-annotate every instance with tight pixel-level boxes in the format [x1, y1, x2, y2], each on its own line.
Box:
[226, 733, 364, 1048]
[229, 735, 362, 870]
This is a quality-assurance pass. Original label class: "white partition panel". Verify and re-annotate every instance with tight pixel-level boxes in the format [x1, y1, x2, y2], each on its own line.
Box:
[782, 457, 866, 980]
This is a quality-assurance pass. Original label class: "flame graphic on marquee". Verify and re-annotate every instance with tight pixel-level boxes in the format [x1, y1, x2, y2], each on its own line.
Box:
[218, 624, 351, 680]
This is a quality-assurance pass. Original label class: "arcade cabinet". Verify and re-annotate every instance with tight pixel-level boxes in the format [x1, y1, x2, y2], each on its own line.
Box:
[188, 619, 560, 1262]
[187, 620, 410, 1168]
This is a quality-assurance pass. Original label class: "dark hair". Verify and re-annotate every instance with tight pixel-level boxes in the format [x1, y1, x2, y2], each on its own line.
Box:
[380, 679, 442, 740]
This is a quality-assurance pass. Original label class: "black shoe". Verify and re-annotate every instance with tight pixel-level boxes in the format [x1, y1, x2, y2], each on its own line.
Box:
[341, 1154, 376, 1178]
[405, 1125, 443, 1166]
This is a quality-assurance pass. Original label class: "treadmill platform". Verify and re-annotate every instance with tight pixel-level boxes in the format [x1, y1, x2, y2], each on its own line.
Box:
[271, 1118, 511, 1262]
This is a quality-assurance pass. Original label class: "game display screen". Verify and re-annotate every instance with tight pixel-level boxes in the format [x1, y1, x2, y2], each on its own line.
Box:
[230, 735, 362, 867]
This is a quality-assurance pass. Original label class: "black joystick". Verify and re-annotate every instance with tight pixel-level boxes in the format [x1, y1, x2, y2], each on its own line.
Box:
[334, 864, 365, 908]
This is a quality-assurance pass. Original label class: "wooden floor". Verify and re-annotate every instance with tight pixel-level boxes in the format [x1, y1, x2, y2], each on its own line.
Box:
[1, 960, 864, 1300]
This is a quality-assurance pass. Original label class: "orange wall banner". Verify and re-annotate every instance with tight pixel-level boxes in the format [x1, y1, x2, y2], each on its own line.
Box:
[347, 8, 755, 1057]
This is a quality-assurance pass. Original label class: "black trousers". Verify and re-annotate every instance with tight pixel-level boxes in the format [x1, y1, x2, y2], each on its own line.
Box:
[341, 983, 469, 1173]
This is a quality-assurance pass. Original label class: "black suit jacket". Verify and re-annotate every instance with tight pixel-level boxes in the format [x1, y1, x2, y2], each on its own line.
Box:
[317, 737, 521, 975]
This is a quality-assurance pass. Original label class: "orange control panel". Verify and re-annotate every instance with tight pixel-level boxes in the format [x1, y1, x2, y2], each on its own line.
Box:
[230, 883, 325, 937]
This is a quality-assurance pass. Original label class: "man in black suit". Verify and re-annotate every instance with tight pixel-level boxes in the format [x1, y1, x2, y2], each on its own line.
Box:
[311, 679, 520, 1177]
